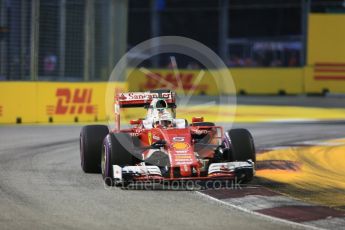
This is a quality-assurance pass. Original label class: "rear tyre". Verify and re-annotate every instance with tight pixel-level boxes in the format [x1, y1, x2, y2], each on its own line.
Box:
[80, 125, 108, 173]
[228, 129, 256, 163]
[102, 133, 133, 186]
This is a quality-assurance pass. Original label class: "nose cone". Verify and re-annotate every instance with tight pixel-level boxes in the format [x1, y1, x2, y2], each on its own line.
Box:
[166, 129, 198, 168]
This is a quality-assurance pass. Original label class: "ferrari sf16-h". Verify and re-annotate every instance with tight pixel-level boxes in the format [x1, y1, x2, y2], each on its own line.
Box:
[80, 90, 256, 187]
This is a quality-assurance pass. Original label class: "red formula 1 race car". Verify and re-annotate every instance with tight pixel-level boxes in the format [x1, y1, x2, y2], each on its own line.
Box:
[80, 90, 256, 187]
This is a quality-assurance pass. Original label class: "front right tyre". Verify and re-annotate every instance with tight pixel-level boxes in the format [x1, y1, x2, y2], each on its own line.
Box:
[102, 133, 134, 186]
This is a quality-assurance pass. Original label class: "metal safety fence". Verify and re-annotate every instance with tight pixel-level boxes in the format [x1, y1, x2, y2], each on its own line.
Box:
[1, 0, 344, 81]
[0, 0, 127, 81]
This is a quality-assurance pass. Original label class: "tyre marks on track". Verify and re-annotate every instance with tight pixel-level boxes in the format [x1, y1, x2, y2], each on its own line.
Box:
[199, 186, 345, 229]
[200, 138, 345, 230]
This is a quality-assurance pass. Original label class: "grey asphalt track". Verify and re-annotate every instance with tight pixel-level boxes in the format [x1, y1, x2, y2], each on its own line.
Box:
[1, 122, 345, 230]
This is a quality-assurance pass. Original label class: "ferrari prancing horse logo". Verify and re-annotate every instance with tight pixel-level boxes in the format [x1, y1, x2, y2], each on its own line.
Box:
[148, 132, 152, 145]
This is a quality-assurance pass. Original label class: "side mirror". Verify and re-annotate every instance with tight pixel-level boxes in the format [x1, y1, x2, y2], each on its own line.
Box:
[130, 119, 141, 125]
[192, 117, 204, 123]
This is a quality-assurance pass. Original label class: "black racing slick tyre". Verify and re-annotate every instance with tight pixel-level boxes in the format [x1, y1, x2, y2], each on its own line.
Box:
[228, 129, 256, 163]
[102, 133, 133, 186]
[80, 125, 109, 173]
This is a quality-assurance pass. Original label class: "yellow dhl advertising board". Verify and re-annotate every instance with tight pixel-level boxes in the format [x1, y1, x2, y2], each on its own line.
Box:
[0, 82, 37, 123]
[304, 64, 345, 94]
[127, 68, 304, 95]
[0, 82, 126, 124]
[126, 68, 235, 95]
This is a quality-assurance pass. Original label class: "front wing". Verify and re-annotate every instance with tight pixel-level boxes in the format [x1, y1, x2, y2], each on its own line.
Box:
[112, 161, 255, 184]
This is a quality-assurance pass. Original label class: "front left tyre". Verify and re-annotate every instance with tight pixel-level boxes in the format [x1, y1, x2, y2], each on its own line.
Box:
[80, 125, 109, 173]
[228, 128, 256, 163]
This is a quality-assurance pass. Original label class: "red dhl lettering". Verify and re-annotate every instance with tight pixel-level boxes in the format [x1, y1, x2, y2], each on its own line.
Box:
[142, 72, 208, 91]
[47, 88, 97, 115]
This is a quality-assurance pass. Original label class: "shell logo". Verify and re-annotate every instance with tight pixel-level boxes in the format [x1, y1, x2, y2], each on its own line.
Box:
[172, 142, 190, 150]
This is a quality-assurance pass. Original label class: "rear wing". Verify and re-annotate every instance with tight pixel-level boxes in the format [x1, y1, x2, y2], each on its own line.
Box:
[113, 90, 176, 131]
[115, 90, 176, 108]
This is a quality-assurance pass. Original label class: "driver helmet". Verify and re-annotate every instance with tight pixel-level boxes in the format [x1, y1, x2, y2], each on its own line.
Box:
[154, 99, 167, 112]
[147, 99, 168, 118]
[153, 112, 173, 128]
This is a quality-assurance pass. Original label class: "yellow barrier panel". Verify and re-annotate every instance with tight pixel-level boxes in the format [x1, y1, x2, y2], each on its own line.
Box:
[230, 68, 304, 94]
[0, 82, 126, 124]
[304, 64, 345, 94]
[0, 82, 37, 124]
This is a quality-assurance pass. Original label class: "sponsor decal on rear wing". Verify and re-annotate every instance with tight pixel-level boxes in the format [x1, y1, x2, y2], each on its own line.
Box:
[115, 91, 176, 108]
